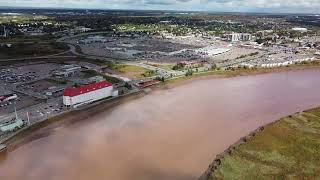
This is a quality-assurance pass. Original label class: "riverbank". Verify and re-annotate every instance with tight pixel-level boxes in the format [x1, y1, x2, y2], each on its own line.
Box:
[164, 60, 320, 88]
[1, 68, 320, 180]
[200, 107, 320, 180]
[3, 64, 320, 150]
[2, 91, 145, 150]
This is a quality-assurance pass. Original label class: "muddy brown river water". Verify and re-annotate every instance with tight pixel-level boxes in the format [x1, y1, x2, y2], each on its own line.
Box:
[1, 69, 320, 180]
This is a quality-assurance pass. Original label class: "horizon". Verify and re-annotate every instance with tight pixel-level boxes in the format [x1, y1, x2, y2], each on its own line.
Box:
[0, 0, 319, 14]
[0, 6, 319, 16]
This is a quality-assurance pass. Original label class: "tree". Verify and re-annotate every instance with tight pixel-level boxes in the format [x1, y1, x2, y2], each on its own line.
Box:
[172, 63, 184, 70]
[156, 76, 165, 82]
[185, 70, 193, 77]
[255, 38, 265, 44]
[211, 63, 217, 70]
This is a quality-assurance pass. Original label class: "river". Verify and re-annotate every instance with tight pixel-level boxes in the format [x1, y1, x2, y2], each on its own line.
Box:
[1, 69, 320, 180]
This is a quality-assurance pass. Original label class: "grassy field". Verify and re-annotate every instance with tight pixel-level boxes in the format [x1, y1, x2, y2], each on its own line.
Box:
[0, 35, 69, 59]
[209, 107, 320, 180]
[144, 62, 174, 71]
[0, 14, 48, 24]
[0, 42, 69, 58]
[108, 64, 151, 78]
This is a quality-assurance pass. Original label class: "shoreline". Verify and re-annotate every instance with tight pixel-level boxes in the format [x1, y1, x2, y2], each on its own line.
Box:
[198, 120, 278, 180]
[199, 107, 320, 179]
[2, 91, 145, 150]
[2, 65, 320, 151]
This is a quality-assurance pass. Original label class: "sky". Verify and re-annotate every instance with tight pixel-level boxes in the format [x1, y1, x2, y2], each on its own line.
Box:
[1, 0, 320, 14]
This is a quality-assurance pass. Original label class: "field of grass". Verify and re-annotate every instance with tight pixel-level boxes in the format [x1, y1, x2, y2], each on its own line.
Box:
[0, 14, 48, 24]
[108, 64, 150, 78]
[209, 107, 320, 180]
[0, 34, 70, 59]
[0, 42, 69, 59]
[144, 62, 174, 71]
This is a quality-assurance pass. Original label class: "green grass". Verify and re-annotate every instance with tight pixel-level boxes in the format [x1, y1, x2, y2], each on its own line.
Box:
[0, 14, 48, 24]
[144, 62, 174, 71]
[107, 64, 150, 78]
[115, 64, 147, 73]
[209, 108, 320, 180]
[0, 41, 69, 58]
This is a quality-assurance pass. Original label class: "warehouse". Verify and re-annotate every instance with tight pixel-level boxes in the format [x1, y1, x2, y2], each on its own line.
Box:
[63, 80, 118, 107]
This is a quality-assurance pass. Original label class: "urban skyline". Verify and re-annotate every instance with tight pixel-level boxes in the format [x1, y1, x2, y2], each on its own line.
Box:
[0, 0, 319, 14]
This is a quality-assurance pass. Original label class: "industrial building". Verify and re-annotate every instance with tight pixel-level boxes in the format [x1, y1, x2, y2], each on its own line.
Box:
[79, 35, 107, 44]
[195, 46, 231, 57]
[63, 80, 118, 107]
[53, 64, 81, 78]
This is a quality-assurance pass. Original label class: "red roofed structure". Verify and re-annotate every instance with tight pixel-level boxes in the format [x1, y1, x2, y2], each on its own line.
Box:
[63, 80, 117, 107]
[63, 81, 112, 97]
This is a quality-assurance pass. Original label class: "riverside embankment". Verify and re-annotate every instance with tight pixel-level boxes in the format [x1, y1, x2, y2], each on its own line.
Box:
[1, 68, 320, 180]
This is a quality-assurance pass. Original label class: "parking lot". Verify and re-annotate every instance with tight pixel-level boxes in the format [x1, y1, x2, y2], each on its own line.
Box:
[0, 63, 60, 85]
[67, 34, 237, 63]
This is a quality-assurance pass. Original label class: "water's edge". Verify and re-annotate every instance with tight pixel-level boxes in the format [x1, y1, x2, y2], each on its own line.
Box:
[198, 109, 314, 180]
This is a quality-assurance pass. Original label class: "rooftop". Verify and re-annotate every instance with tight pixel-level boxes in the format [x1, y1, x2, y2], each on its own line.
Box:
[63, 80, 112, 97]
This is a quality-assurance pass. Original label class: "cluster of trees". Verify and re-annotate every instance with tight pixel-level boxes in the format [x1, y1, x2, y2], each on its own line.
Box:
[156, 76, 165, 82]
[172, 63, 185, 70]
[142, 70, 156, 77]
[185, 70, 193, 77]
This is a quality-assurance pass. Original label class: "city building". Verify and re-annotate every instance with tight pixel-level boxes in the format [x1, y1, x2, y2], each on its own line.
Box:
[226, 33, 252, 42]
[74, 26, 92, 33]
[53, 65, 81, 78]
[0, 25, 7, 37]
[195, 46, 230, 57]
[44, 86, 65, 97]
[63, 80, 118, 107]
[240, 33, 252, 41]
[0, 94, 18, 102]
[79, 35, 107, 44]
[292, 27, 308, 33]
[61, 64, 82, 72]
[178, 60, 207, 68]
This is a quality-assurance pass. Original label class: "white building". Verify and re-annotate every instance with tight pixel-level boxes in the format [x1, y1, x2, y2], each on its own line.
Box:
[292, 27, 308, 33]
[195, 46, 230, 57]
[53, 64, 82, 78]
[240, 33, 252, 41]
[63, 80, 118, 107]
[79, 35, 106, 44]
[226, 33, 252, 42]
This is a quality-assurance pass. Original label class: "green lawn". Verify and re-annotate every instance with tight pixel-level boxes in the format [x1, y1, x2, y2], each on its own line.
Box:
[144, 62, 175, 71]
[210, 108, 320, 179]
[0, 41, 69, 58]
[108, 64, 151, 78]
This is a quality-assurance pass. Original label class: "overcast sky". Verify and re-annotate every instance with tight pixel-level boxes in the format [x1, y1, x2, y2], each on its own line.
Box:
[1, 0, 320, 13]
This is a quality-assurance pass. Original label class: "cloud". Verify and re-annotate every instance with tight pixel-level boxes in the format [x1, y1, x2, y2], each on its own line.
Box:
[0, 0, 319, 13]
